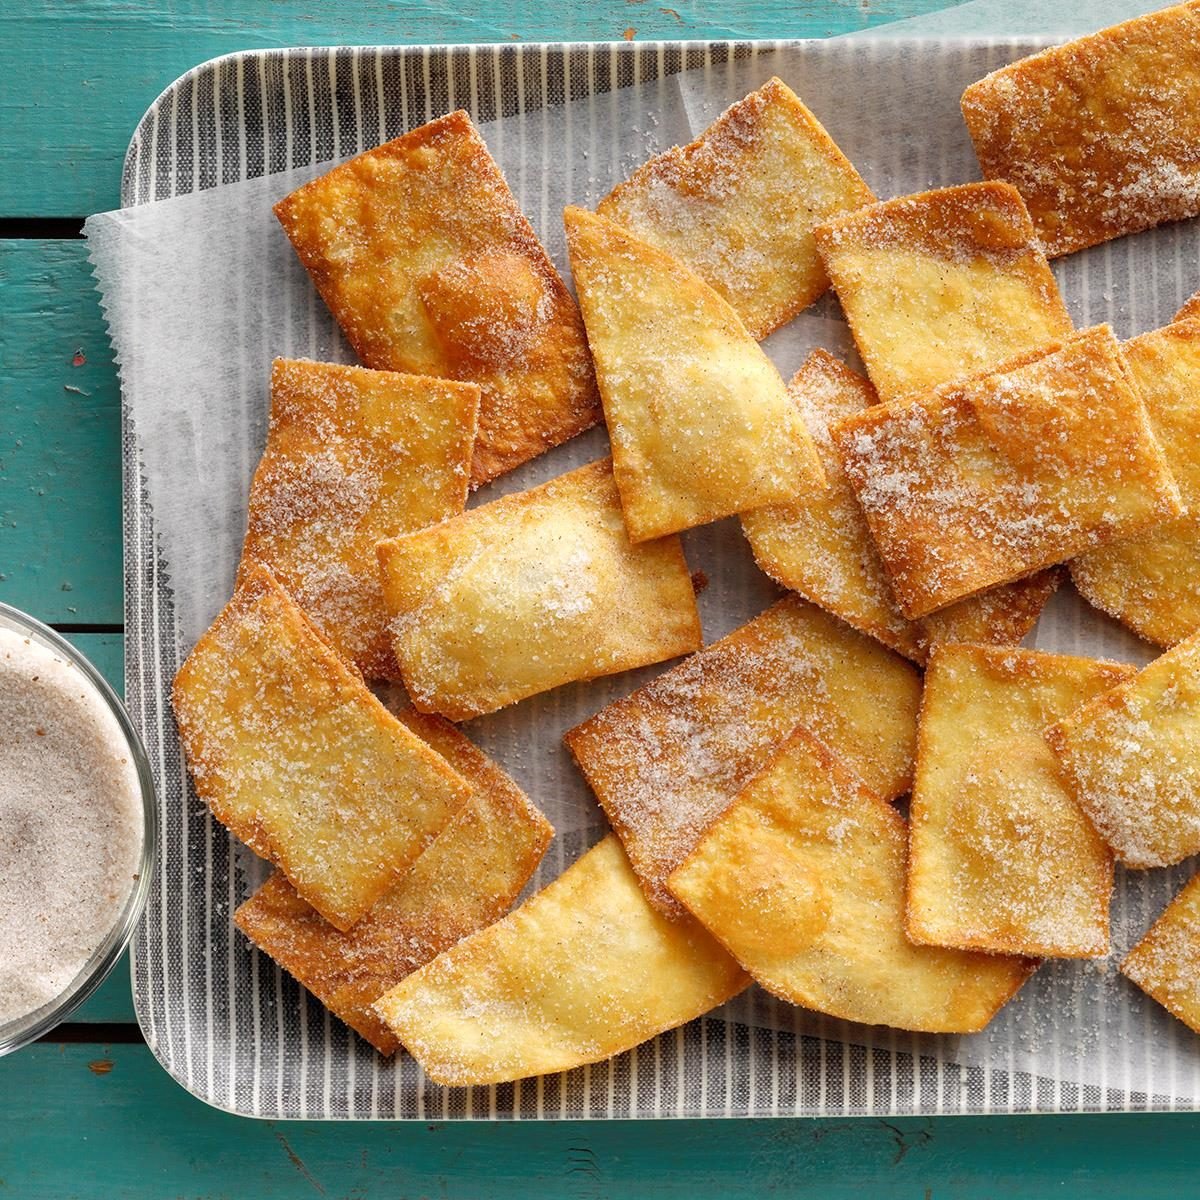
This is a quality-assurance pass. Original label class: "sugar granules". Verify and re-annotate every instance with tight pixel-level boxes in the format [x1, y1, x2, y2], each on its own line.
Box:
[0, 627, 143, 1025]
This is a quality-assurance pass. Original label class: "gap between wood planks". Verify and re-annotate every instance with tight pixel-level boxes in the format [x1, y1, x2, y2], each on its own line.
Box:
[0, 218, 86, 237]
[38, 1023, 144, 1045]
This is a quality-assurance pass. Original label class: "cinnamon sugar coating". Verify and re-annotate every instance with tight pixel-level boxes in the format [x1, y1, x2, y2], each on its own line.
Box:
[240, 359, 477, 681]
[908, 644, 1133, 959]
[373, 835, 748, 1086]
[599, 77, 874, 339]
[235, 710, 552, 1054]
[565, 596, 921, 915]
[961, 3, 1200, 257]
[1071, 318, 1200, 647]
[564, 205, 824, 542]
[1123, 870, 1200, 1035]
[1047, 627, 1200, 869]
[173, 564, 470, 931]
[742, 349, 1060, 662]
[274, 111, 600, 486]
[668, 727, 1035, 1032]
[378, 459, 702, 721]
[814, 181, 1072, 403]
[832, 327, 1181, 619]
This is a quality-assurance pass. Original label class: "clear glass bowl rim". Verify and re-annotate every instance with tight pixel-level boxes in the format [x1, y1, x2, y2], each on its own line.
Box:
[0, 602, 157, 1055]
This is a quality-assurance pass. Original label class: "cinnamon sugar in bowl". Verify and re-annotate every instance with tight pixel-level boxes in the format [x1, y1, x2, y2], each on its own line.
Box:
[0, 604, 155, 1054]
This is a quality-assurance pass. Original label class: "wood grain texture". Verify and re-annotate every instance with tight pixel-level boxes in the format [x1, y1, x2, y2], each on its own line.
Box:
[0, 241, 122, 624]
[3, 1042, 1198, 1198]
[0, 0, 948, 217]
[62, 632, 123, 692]
[61, 951, 136, 1024]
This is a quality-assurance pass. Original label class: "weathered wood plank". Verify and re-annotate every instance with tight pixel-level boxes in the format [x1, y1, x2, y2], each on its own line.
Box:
[60, 952, 135, 1026]
[0, 240, 122, 624]
[2, 1041, 1197, 1197]
[62, 631, 123, 690]
[0, 0, 947, 217]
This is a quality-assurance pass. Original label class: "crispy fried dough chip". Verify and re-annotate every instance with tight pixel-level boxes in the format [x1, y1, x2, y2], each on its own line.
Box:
[1122, 870, 1200, 1035]
[377, 459, 701, 721]
[742, 350, 1061, 662]
[918, 569, 1063, 656]
[239, 359, 478, 680]
[667, 728, 1035, 1032]
[372, 835, 748, 1086]
[563, 206, 823, 542]
[172, 564, 471, 931]
[565, 596, 921, 914]
[909, 645, 1135, 959]
[274, 111, 600, 486]
[961, 3, 1200, 257]
[1071, 319, 1200, 646]
[1178, 291, 1200, 322]
[234, 710, 553, 1054]
[597, 77, 875, 339]
[832, 327, 1182, 618]
[813, 182, 1072, 402]
[1047, 628, 1200, 868]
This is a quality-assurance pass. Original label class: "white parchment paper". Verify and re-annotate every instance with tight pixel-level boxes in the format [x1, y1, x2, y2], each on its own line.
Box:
[87, 3, 1200, 1105]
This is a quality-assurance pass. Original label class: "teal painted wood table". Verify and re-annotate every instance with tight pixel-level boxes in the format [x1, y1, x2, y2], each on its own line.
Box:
[4, 1, 1200, 1193]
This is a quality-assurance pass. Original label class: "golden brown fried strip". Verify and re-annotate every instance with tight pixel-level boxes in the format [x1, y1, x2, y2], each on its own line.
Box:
[234, 710, 552, 1054]
[742, 352, 922, 658]
[1177, 291, 1200, 322]
[598, 77, 874, 339]
[961, 3, 1200, 257]
[741, 350, 1060, 662]
[372, 835, 749, 1086]
[565, 596, 921, 914]
[832, 327, 1182, 619]
[274, 111, 600, 486]
[377, 459, 701, 721]
[918, 570, 1062, 653]
[564, 205, 824, 542]
[667, 727, 1035, 1032]
[1047, 627, 1200, 869]
[813, 182, 1072, 402]
[908, 645, 1134, 959]
[1121, 870, 1200, 1035]
[1071, 318, 1200, 647]
[172, 564, 471, 931]
[239, 359, 478, 680]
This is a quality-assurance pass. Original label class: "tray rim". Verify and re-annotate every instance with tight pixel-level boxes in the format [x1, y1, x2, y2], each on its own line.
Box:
[116, 32, 1160, 1122]
[117, 32, 1053, 209]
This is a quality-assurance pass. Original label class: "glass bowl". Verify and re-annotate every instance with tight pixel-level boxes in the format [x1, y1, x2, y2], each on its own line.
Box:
[0, 603, 157, 1055]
